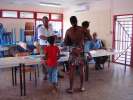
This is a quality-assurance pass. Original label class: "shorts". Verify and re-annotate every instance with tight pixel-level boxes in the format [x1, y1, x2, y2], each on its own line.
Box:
[68, 47, 84, 66]
[47, 67, 58, 84]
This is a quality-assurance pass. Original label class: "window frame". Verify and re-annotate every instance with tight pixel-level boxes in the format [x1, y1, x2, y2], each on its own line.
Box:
[19, 11, 35, 19]
[0, 9, 63, 38]
[36, 12, 50, 20]
[1, 10, 18, 18]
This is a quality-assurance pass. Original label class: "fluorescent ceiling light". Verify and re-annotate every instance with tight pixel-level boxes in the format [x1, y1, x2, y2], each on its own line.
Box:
[39, 2, 62, 8]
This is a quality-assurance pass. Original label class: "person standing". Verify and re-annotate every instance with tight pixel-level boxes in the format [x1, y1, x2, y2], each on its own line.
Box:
[64, 16, 85, 93]
[38, 16, 55, 80]
[82, 21, 93, 53]
[44, 36, 60, 93]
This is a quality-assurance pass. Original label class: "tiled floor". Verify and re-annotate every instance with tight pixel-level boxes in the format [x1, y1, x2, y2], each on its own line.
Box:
[0, 63, 133, 100]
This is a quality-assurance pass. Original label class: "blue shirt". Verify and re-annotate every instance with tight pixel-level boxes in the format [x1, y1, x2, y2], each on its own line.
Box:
[84, 40, 93, 53]
[92, 39, 102, 49]
[0, 25, 6, 44]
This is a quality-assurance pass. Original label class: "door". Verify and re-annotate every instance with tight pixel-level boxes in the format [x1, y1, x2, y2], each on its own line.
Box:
[113, 15, 133, 66]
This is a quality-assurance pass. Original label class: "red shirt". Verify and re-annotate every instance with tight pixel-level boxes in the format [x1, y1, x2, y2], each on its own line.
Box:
[44, 45, 60, 67]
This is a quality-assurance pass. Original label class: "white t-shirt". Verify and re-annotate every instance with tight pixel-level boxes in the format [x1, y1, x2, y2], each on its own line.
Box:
[38, 24, 55, 45]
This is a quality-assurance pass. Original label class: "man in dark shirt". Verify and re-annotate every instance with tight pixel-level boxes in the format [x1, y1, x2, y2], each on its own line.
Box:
[64, 16, 85, 93]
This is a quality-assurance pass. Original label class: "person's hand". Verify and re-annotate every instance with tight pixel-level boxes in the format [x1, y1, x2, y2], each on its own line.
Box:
[72, 48, 82, 56]
[40, 57, 45, 64]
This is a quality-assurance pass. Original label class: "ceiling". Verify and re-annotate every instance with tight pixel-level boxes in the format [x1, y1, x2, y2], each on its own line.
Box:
[0, 0, 102, 9]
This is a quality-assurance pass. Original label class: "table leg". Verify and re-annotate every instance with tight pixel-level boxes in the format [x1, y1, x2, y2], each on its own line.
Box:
[37, 64, 40, 78]
[12, 67, 15, 86]
[19, 64, 23, 96]
[14, 67, 17, 85]
[34, 65, 37, 87]
[108, 56, 110, 69]
[22, 64, 26, 96]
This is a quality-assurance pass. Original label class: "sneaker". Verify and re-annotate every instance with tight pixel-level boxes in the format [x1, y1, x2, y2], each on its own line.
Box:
[99, 66, 103, 70]
[79, 87, 85, 92]
[66, 88, 73, 94]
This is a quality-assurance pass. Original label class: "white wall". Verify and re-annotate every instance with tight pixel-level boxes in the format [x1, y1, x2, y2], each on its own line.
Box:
[64, 0, 133, 48]
[0, 3, 63, 13]
[113, 0, 133, 15]
[64, 0, 112, 47]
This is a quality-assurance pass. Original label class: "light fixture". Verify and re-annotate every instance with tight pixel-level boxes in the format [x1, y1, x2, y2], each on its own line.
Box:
[39, 2, 62, 8]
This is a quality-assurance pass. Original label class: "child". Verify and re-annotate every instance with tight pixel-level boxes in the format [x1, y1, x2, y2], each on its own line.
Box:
[44, 35, 60, 93]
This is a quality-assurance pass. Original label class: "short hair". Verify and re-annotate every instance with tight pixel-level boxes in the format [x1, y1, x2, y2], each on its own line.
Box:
[47, 36, 55, 45]
[70, 16, 77, 25]
[42, 16, 48, 20]
[82, 21, 90, 28]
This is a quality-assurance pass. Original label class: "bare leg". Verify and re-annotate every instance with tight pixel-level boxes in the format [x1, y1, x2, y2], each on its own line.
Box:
[79, 64, 85, 91]
[42, 64, 47, 80]
[79, 65, 84, 88]
[67, 65, 75, 93]
[70, 65, 75, 89]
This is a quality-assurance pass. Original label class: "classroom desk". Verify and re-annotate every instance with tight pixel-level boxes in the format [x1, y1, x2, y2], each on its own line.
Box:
[0, 52, 69, 96]
[85, 49, 123, 81]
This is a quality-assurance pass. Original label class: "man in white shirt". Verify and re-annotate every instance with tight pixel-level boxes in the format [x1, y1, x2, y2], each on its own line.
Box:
[38, 17, 55, 47]
[38, 16, 55, 80]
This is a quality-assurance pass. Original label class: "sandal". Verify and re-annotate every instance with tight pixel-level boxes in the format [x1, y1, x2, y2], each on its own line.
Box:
[66, 88, 73, 94]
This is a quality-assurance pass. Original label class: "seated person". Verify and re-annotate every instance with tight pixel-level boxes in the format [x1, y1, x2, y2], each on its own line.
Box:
[92, 32, 108, 70]
[0, 23, 6, 44]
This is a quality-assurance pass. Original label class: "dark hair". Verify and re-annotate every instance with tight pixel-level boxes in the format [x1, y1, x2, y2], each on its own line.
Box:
[70, 16, 77, 26]
[47, 36, 55, 45]
[42, 16, 48, 20]
[82, 21, 90, 28]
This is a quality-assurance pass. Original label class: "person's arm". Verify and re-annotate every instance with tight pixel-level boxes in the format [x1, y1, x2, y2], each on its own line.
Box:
[62, 30, 71, 51]
[40, 35, 47, 40]
[64, 29, 73, 47]
[57, 47, 60, 60]
[86, 29, 92, 40]
[84, 29, 92, 41]
[38, 27, 47, 40]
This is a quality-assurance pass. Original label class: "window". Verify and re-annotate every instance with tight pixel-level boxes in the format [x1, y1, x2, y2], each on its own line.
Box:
[51, 14, 62, 20]
[37, 13, 49, 19]
[2, 11, 17, 18]
[20, 12, 34, 18]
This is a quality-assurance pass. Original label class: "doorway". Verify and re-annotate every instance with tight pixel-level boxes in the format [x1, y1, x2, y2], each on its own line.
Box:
[113, 15, 133, 66]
